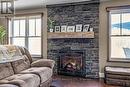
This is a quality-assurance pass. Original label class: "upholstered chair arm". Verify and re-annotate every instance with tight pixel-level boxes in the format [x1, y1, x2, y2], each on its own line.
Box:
[31, 59, 55, 68]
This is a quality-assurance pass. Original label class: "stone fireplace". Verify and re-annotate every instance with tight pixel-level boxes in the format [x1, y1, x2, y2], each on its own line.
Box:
[47, 1, 99, 78]
[58, 48, 86, 77]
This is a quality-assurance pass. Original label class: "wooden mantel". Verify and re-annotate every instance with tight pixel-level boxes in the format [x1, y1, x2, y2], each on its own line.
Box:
[47, 32, 94, 39]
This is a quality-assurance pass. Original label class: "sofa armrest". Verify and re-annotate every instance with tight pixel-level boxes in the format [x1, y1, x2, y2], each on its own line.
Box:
[31, 59, 55, 68]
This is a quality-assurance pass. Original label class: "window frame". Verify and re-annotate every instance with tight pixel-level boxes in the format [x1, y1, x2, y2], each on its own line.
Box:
[108, 7, 130, 62]
[8, 14, 43, 58]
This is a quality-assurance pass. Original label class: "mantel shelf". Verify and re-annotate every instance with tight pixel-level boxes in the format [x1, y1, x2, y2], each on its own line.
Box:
[47, 32, 94, 39]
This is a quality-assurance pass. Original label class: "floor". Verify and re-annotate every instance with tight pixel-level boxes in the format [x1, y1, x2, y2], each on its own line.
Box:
[51, 75, 120, 87]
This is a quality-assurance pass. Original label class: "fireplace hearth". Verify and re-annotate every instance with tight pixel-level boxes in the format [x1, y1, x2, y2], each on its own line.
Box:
[58, 48, 86, 77]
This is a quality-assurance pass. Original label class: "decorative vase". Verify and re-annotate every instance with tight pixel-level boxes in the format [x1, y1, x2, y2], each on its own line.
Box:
[90, 28, 93, 32]
[49, 28, 54, 32]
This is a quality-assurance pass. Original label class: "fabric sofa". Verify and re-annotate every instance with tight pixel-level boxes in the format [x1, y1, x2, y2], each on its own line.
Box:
[104, 66, 130, 86]
[0, 45, 55, 87]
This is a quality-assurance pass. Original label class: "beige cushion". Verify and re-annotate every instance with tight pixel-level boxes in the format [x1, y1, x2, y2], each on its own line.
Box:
[31, 59, 55, 68]
[0, 63, 14, 80]
[0, 74, 40, 87]
[18, 47, 33, 63]
[4, 45, 22, 57]
[106, 74, 130, 80]
[21, 67, 52, 83]
[11, 55, 31, 74]
[0, 46, 10, 59]
[0, 84, 19, 87]
[106, 78, 130, 86]
[105, 66, 130, 75]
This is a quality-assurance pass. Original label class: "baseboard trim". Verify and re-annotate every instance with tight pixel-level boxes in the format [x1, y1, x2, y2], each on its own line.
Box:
[99, 72, 104, 78]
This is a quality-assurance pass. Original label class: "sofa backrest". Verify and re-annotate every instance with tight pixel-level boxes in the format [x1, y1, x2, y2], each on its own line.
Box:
[11, 55, 31, 73]
[3, 45, 32, 63]
[2, 45, 23, 58]
[0, 45, 32, 75]
[17, 46, 33, 63]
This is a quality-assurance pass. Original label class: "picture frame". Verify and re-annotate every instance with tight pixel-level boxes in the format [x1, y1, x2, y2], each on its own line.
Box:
[61, 25, 67, 32]
[55, 26, 60, 32]
[67, 26, 75, 32]
[76, 24, 82, 32]
[83, 24, 90, 32]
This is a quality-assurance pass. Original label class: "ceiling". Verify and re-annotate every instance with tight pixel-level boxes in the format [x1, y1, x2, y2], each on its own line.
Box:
[14, 0, 110, 10]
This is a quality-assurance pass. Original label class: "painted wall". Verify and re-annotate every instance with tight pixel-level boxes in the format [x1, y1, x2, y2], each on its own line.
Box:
[99, 0, 130, 74]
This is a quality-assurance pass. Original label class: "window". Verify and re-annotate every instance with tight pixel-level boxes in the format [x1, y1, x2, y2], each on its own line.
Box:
[8, 15, 42, 57]
[108, 7, 130, 62]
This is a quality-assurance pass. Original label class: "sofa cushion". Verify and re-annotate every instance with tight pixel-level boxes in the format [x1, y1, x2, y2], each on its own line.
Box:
[0, 46, 10, 59]
[0, 74, 40, 87]
[0, 63, 14, 80]
[106, 74, 130, 80]
[20, 67, 52, 83]
[0, 45, 23, 59]
[106, 78, 130, 86]
[4, 45, 22, 57]
[31, 59, 55, 68]
[18, 46, 32, 63]
[105, 66, 130, 75]
[0, 84, 19, 87]
[11, 55, 31, 74]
